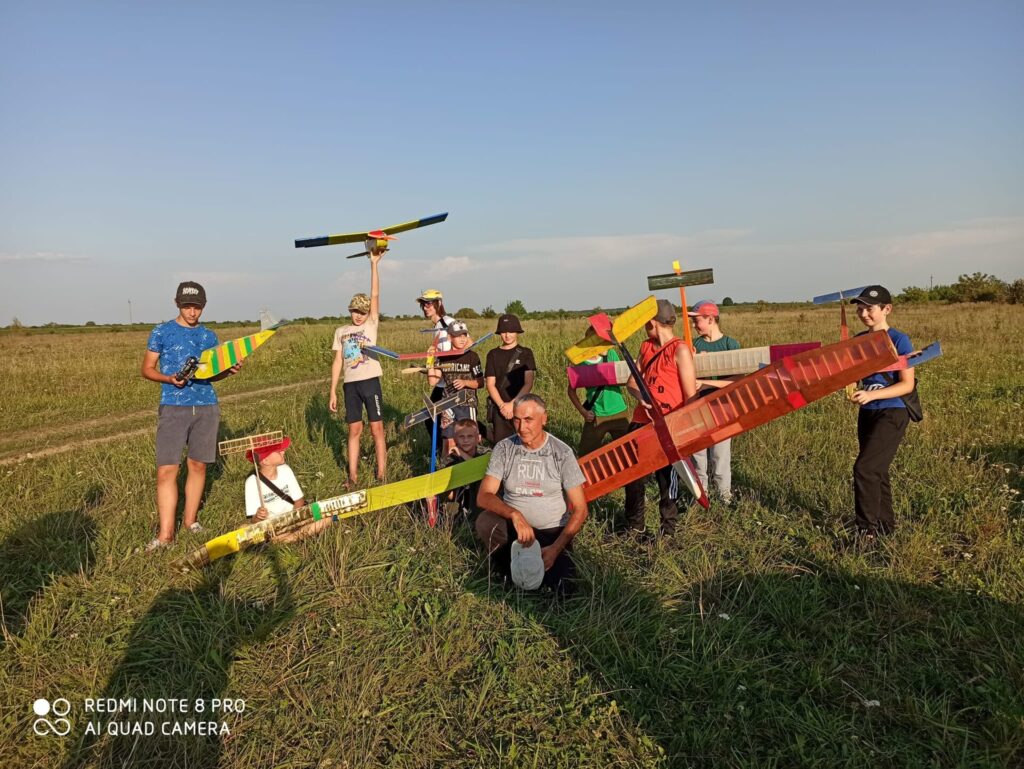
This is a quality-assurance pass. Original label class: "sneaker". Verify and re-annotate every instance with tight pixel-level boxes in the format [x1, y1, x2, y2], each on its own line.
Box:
[143, 537, 172, 553]
[187, 522, 204, 534]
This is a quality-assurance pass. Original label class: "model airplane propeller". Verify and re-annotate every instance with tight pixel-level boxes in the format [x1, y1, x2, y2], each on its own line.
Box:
[294, 213, 449, 258]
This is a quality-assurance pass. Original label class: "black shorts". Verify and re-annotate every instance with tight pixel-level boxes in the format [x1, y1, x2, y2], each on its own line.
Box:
[343, 378, 384, 424]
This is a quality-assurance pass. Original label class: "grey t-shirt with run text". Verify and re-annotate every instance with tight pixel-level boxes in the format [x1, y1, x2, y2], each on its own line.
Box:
[485, 433, 586, 530]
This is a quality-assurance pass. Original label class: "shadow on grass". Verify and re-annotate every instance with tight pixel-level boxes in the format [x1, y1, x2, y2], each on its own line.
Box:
[0, 500, 99, 648]
[971, 441, 1024, 515]
[59, 551, 294, 769]
[467, 554, 1024, 766]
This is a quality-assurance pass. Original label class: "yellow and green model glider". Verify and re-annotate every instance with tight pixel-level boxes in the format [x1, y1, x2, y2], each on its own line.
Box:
[177, 310, 286, 381]
[294, 213, 449, 258]
[175, 455, 489, 571]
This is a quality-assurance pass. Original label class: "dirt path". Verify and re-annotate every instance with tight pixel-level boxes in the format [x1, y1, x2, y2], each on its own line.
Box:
[0, 378, 325, 466]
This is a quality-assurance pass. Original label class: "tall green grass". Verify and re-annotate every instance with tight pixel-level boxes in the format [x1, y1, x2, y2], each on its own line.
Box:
[1, 304, 1022, 767]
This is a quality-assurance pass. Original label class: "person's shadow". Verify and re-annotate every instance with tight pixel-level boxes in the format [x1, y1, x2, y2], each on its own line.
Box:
[1, 496, 100, 648]
[464, 552, 1024, 765]
[59, 551, 294, 768]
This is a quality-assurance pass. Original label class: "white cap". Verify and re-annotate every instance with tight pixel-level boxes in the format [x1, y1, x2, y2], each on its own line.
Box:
[510, 540, 545, 590]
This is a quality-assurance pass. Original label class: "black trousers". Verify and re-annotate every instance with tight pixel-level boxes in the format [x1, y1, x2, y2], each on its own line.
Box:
[492, 521, 576, 593]
[624, 465, 678, 535]
[854, 407, 909, 534]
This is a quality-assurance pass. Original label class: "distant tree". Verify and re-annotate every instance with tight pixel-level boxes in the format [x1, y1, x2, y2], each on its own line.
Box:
[755, 300, 768, 313]
[85, 320, 96, 326]
[480, 306, 497, 319]
[722, 297, 734, 306]
[1007, 278, 1024, 305]
[898, 286, 930, 303]
[503, 299, 527, 317]
[952, 272, 1007, 303]
[454, 307, 480, 319]
[10, 317, 22, 329]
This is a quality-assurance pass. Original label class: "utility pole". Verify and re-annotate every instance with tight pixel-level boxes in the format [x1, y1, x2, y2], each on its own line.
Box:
[128, 300, 133, 325]
[929, 275, 933, 290]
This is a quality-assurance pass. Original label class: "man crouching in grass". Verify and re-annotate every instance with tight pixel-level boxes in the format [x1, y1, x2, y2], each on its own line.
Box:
[140, 281, 239, 551]
[476, 394, 588, 594]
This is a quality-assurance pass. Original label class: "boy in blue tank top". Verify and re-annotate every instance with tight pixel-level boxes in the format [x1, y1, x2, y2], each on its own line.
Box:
[140, 282, 240, 551]
[848, 285, 915, 539]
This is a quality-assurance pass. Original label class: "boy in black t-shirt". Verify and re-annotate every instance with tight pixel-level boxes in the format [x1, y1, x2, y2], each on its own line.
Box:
[427, 320, 484, 454]
[484, 314, 537, 444]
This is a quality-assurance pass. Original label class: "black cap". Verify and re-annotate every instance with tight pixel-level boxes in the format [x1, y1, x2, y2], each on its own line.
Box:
[496, 313, 524, 333]
[849, 285, 892, 306]
[175, 281, 207, 307]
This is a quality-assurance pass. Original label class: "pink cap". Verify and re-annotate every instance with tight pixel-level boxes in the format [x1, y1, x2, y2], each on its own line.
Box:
[687, 300, 719, 317]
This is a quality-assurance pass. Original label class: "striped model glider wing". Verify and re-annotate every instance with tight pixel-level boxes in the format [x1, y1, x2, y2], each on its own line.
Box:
[193, 328, 280, 379]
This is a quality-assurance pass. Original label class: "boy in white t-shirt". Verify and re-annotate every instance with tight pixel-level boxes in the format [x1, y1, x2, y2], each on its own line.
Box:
[329, 248, 387, 487]
[244, 436, 328, 543]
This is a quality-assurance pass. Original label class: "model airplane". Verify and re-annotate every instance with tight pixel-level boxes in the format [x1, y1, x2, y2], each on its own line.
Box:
[176, 310, 286, 381]
[402, 389, 477, 431]
[176, 330, 900, 571]
[294, 213, 448, 258]
[647, 264, 714, 350]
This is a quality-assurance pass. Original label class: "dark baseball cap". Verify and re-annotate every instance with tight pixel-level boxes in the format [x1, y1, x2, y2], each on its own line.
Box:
[849, 285, 892, 306]
[653, 299, 676, 324]
[496, 313, 524, 333]
[175, 281, 207, 307]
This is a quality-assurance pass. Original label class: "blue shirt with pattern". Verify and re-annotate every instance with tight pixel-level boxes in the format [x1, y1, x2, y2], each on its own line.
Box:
[857, 327, 913, 410]
[147, 320, 220, 406]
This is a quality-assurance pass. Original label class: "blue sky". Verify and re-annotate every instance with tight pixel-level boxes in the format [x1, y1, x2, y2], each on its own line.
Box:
[1, 1, 1021, 324]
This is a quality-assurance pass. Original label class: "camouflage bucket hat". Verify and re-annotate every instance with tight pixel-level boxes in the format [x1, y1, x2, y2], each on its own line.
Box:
[349, 293, 371, 313]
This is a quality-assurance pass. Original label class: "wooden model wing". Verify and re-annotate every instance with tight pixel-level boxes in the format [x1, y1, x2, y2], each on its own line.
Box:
[577, 331, 899, 501]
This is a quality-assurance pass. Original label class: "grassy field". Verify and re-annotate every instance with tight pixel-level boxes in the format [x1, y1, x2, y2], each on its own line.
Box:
[1, 303, 1022, 768]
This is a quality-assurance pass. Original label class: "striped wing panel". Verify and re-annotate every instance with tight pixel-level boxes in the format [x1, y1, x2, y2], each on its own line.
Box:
[195, 330, 277, 379]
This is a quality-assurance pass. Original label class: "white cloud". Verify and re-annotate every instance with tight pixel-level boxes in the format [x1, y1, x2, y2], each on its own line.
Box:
[878, 217, 1024, 260]
[0, 251, 88, 263]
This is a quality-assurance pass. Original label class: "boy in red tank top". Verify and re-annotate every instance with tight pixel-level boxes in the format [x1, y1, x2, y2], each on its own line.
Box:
[622, 300, 698, 538]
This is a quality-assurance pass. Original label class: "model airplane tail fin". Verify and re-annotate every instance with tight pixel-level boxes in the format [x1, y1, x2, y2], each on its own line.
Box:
[259, 309, 286, 331]
[587, 313, 614, 342]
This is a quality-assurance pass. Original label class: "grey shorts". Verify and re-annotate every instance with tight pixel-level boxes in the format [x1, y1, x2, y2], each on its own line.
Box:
[156, 404, 221, 466]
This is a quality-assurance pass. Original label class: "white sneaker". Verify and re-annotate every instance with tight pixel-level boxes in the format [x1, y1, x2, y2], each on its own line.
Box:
[143, 537, 172, 553]
[187, 522, 204, 534]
